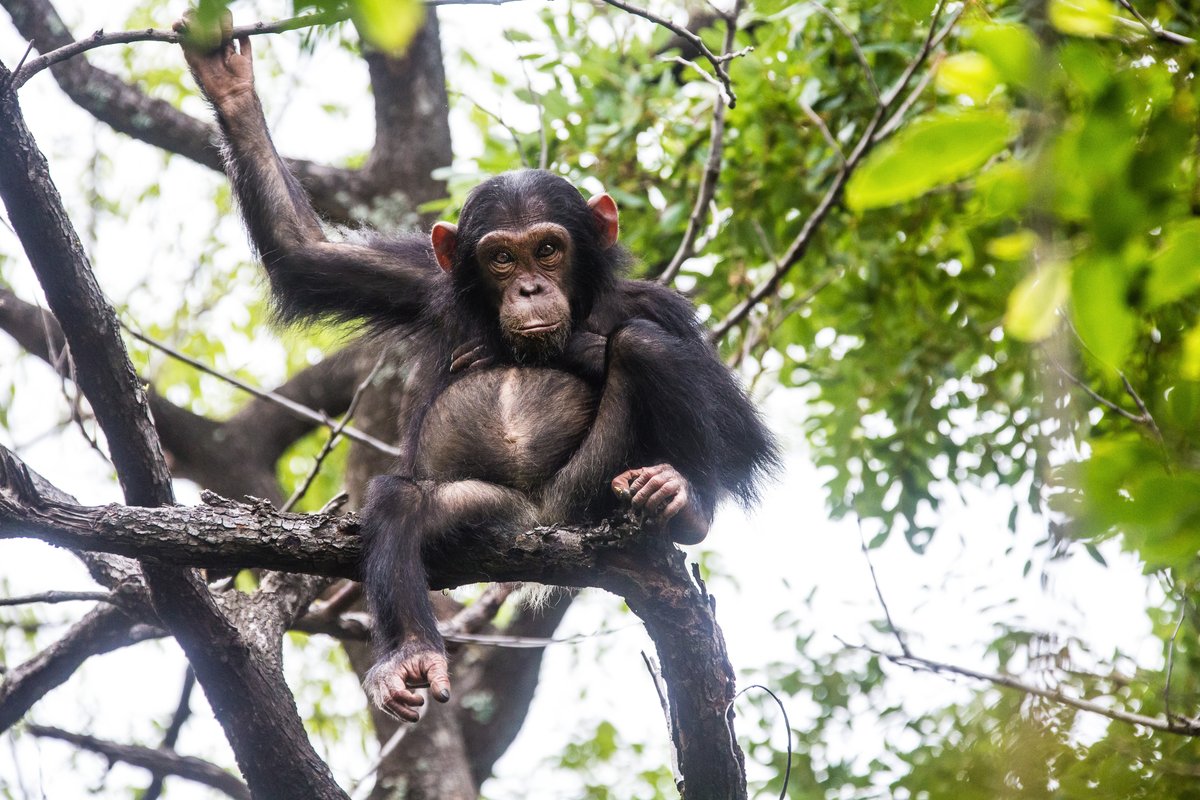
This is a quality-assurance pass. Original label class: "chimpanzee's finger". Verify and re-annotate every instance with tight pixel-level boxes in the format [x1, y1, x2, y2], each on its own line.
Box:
[426, 661, 452, 703]
[660, 491, 688, 521]
[611, 469, 639, 500]
[238, 35, 252, 60]
[632, 474, 669, 508]
[384, 701, 421, 723]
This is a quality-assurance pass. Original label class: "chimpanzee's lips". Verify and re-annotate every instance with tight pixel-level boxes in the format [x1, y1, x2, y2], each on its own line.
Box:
[518, 322, 560, 335]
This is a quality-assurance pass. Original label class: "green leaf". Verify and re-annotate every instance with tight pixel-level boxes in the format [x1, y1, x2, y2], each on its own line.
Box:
[935, 52, 1001, 103]
[1071, 258, 1135, 369]
[1182, 326, 1200, 381]
[1005, 264, 1069, 342]
[846, 111, 1014, 210]
[351, 0, 425, 55]
[966, 23, 1039, 89]
[1048, 0, 1115, 37]
[1146, 219, 1200, 307]
[986, 230, 1037, 261]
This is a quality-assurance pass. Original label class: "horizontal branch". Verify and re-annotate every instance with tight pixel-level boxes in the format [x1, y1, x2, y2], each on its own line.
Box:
[0, 590, 112, 606]
[9, 0, 535, 90]
[845, 640, 1200, 737]
[27, 724, 251, 799]
[0, 445, 748, 794]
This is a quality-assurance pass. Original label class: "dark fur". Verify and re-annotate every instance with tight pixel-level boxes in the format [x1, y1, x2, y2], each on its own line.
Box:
[220, 142, 778, 670]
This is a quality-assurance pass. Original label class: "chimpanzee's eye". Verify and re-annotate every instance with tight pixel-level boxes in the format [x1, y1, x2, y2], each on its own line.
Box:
[536, 242, 556, 259]
[494, 251, 514, 265]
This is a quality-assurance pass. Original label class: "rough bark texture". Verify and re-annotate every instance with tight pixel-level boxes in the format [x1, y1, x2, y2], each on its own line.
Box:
[0, 460, 748, 797]
[0, 62, 350, 800]
[0, 5, 752, 797]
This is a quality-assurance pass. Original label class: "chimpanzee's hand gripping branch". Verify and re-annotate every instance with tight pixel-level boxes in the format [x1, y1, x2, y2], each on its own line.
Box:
[177, 11, 777, 723]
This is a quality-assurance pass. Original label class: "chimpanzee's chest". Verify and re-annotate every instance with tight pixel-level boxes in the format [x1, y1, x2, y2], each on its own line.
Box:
[414, 367, 598, 491]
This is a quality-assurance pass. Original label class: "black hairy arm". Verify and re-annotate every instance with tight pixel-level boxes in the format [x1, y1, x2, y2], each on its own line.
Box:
[179, 16, 440, 330]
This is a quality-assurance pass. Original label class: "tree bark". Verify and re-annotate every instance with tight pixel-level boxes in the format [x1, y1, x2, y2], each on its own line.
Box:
[0, 454, 750, 798]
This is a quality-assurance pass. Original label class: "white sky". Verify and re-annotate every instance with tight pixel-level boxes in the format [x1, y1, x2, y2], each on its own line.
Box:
[0, 2, 1161, 798]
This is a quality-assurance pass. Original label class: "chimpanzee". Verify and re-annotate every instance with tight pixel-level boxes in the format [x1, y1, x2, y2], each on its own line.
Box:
[178, 15, 778, 722]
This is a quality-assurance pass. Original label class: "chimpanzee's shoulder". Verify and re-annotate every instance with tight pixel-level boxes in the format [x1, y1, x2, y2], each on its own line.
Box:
[613, 279, 703, 338]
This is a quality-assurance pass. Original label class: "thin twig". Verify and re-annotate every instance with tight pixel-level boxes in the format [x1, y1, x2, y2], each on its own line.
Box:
[599, 0, 738, 106]
[840, 639, 1200, 737]
[1120, 371, 1166, 446]
[9, 0, 533, 90]
[798, 100, 845, 163]
[509, 34, 550, 171]
[349, 723, 411, 800]
[642, 651, 684, 790]
[809, 1, 880, 102]
[121, 322, 401, 457]
[1164, 601, 1187, 723]
[449, 90, 531, 168]
[857, 519, 910, 656]
[281, 354, 386, 512]
[0, 590, 112, 607]
[708, 0, 961, 343]
[731, 684, 793, 800]
[1114, 0, 1196, 45]
[658, 1, 741, 285]
[1042, 349, 1145, 424]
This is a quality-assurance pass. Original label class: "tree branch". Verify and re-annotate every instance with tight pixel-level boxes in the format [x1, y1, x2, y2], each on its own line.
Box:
[842, 640, 1200, 737]
[0, 604, 161, 733]
[0, 448, 749, 796]
[599, 0, 738, 106]
[657, 1, 740, 285]
[708, 0, 962, 343]
[0, 61, 349, 799]
[26, 724, 251, 800]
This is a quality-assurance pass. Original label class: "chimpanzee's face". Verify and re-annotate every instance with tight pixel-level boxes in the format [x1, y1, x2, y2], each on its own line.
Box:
[473, 221, 573, 361]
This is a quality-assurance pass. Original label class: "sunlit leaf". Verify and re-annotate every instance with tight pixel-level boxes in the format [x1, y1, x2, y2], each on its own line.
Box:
[846, 111, 1014, 210]
[1146, 219, 1200, 307]
[1071, 258, 1135, 369]
[1048, 0, 1116, 37]
[936, 52, 1001, 103]
[986, 230, 1037, 261]
[1005, 264, 1069, 342]
[351, 0, 425, 54]
[967, 23, 1039, 89]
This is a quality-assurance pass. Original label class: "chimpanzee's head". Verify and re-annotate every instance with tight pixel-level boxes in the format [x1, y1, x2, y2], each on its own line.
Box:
[429, 170, 622, 362]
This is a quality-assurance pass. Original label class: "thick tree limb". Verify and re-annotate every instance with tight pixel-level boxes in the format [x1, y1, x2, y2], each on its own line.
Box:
[0, 605, 161, 732]
[26, 724, 251, 800]
[0, 452, 748, 796]
[0, 62, 349, 799]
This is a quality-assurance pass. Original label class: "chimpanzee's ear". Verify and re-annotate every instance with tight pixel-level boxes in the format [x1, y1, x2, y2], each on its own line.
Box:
[587, 194, 619, 250]
[431, 222, 458, 273]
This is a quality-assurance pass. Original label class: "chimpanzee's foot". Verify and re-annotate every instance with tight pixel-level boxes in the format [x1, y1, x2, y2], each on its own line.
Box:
[364, 643, 452, 722]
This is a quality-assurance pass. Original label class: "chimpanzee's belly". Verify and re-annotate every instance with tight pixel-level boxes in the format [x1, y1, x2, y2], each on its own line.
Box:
[415, 367, 598, 491]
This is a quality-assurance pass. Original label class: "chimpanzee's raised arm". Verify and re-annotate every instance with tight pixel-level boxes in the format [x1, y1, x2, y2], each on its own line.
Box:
[177, 13, 439, 330]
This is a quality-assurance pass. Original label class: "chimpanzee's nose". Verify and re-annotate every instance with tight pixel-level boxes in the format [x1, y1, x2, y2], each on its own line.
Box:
[519, 281, 544, 297]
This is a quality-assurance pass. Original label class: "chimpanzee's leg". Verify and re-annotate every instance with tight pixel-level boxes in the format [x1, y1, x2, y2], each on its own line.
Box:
[361, 476, 535, 721]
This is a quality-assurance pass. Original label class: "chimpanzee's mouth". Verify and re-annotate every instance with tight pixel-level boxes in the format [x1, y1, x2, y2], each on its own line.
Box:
[518, 322, 561, 335]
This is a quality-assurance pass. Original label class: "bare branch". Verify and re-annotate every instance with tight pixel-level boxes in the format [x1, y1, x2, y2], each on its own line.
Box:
[0, 590, 112, 606]
[809, 1, 880, 101]
[841, 639, 1200, 737]
[798, 100, 845, 164]
[857, 520, 910, 657]
[123, 323, 402, 458]
[0, 605, 161, 733]
[142, 668, 198, 800]
[282, 354, 386, 512]
[9, 0, 535, 90]
[708, 0, 963, 342]
[1114, 0, 1196, 45]
[599, 0, 738, 106]
[26, 725, 251, 799]
[658, 1, 741, 285]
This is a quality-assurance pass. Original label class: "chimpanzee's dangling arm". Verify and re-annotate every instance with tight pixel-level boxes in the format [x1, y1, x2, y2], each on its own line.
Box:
[177, 15, 439, 329]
